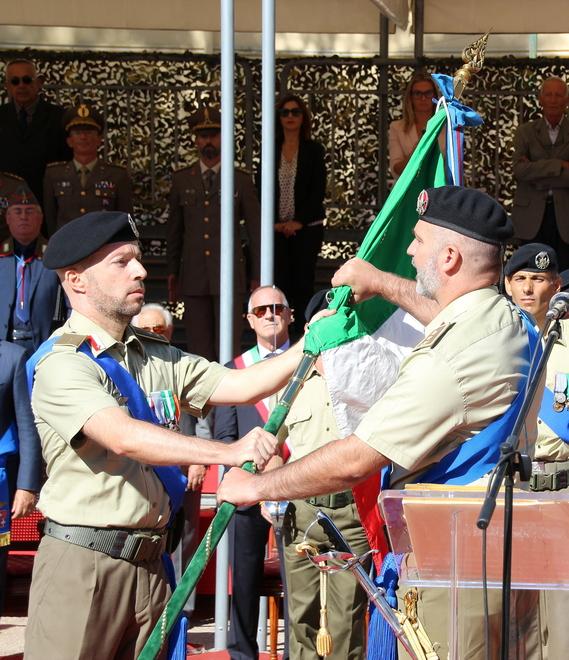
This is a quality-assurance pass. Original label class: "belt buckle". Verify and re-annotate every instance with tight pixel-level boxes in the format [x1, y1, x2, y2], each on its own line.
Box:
[130, 533, 163, 563]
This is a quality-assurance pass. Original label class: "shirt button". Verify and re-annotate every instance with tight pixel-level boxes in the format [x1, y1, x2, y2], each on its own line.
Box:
[325, 427, 330, 432]
[205, 200, 210, 207]
[152, 502, 157, 508]
[205, 250, 211, 256]
[204, 233, 210, 240]
[80, 191, 86, 197]
[204, 217, 209, 223]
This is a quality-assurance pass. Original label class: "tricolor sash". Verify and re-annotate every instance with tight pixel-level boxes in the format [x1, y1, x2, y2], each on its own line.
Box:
[0, 422, 19, 547]
[234, 345, 270, 423]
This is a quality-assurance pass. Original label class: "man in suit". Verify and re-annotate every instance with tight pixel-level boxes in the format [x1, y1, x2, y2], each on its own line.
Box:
[0, 186, 63, 356]
[0, 59, 71, 209]
[167, 106, 261, 361]
[512, 76, 569, 269]
[0, 339, 42, 615]
[43, 103, 133, 236]
[215, 285, 292, 660]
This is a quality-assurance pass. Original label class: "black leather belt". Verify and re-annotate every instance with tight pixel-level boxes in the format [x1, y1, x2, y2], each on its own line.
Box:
[305, 490, 354, 509]
[44, 519, 168, 563]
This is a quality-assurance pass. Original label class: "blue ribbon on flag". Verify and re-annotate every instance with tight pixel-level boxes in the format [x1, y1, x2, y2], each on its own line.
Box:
[431, 73, 483, 186]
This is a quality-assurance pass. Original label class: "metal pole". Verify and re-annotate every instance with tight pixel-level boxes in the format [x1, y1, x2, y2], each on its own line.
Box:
[378, 13, 390, 208]
[260, 0, 276, 285]
[414, 0, 424, 61]
[216, 0, 235, 649]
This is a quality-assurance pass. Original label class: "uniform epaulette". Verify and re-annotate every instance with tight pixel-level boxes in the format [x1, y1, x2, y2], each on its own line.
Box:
[0, 239, 11, 256]
[236, 166, 252, 175]
[0, 171, 24, 180]
[107, 162, 127, 170]
[412, 322, 454, 352]
[46, 161, 68, 168]
[131, 326, 170, 344]
[54, 333, 89, 350]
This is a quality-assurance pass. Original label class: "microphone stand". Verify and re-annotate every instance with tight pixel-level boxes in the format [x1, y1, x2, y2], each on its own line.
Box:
[477, 317, 560, 660]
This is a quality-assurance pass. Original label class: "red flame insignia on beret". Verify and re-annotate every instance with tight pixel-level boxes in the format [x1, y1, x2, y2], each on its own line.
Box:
[416, 189, 429, 216]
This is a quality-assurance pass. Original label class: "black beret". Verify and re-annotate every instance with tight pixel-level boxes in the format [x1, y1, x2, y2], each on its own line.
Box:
[416, 186, 512, 246]
[63, 103, 104, 133]
[187, 106, 221, 133]
[304, 289, 330, 322]
[504, 243, 559, 277]
[43, 211, 139, 269]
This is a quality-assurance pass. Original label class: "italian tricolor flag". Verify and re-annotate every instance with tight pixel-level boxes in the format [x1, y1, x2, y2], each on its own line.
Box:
[304, 109, 448, 564]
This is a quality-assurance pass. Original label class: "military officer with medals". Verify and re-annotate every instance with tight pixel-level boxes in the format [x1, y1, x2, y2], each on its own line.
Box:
[219, 186, 543, 659]
[23, 210, 312, 660]
[167, 105, 261, 361]
[43, 103, 133, 236]
[0, 186, 62, 356]
[0, 170, 29, 240]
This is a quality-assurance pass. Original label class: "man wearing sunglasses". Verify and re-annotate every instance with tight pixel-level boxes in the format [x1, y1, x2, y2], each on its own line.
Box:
[0, 59, 71, 213]
[167, 105, 261, 362]
[215, 285, 292, 660]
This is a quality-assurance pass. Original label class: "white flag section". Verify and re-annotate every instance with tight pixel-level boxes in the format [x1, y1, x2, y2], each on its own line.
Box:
[322, 308, 424, 435]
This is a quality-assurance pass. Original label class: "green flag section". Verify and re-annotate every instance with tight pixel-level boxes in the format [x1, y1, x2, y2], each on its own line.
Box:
[304, 108, 448, 357]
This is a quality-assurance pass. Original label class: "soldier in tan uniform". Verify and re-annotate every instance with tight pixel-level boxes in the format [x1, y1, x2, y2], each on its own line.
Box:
[167, 106, 261, 361]
[219, 186, 542, 659]
[43, 103, 133, 236]
[503, 243, 569, 659]
[24, 211, 306, 660]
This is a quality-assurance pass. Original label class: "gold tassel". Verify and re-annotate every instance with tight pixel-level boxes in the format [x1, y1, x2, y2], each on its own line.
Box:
[315, 562, 333, 657]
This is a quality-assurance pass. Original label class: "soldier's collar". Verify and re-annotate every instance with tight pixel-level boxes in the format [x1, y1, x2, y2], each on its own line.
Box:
[425, 286, 498, 335]
[66, 311, 144, 356]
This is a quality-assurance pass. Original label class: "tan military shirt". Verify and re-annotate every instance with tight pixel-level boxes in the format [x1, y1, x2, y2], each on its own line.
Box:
[535, 319, 569, 461]
[355, 287, 539, 489]
[31, 311, 228, 528]
[278, 368, 339, 462]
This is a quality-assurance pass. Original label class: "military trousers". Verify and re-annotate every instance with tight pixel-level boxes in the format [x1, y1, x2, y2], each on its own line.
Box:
[24, 535, 169, 660]
[283, 498, 370, 660]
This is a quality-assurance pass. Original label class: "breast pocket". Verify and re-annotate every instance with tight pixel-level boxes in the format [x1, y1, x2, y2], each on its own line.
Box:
[181, 189, 198, 207]
[285, 406, 313, 450]
[55, 180, 74, 197]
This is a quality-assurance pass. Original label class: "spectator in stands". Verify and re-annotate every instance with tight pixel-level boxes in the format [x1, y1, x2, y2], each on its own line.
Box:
[271, 94, 326, 337]
[43, 103, 133, 236]
[0, 339, 42, 616]
[512, 76, 569, 269]
[167, 106, 261, 361]
[132, 302, 212, 628]
[0, 186, 63, 356]
[389, 69, 437, 180]
[0, 171, 28, 241]
[0, 59, 71, 210]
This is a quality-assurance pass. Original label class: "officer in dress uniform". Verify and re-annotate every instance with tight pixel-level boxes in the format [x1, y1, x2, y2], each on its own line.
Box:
[167, 105, 261, 361]
[43, 103, 133, 236]
[0, 170, 28, 240]
[0, 186, 62, 356]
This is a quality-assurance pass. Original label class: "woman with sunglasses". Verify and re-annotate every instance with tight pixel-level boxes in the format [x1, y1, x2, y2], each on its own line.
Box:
[270, 94, 327, 336]
[389, 70, 437, 180]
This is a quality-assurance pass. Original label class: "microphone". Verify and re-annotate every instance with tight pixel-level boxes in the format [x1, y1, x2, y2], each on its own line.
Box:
[546, 292, 569, 320]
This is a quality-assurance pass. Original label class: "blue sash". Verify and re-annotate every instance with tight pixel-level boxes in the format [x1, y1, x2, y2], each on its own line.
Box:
[26, 338, 187, 514]
[539, 387, 569, 443]
[0, 422, 19, 543]
[381, 311, 540, 489]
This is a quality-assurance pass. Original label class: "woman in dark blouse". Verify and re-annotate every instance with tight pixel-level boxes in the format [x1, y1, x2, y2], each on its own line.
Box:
[273, 94, 327, 334]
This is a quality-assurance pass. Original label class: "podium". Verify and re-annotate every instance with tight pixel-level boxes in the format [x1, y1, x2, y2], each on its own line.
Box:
[378, 486, 569, 659]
